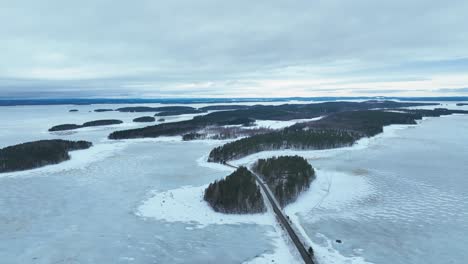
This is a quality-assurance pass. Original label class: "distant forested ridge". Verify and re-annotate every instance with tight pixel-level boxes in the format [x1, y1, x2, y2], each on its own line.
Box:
[0, 139, 92, 173]
[116, 106, 196, 112]
[1, 97, 467, 107]
[108, 101, 436, 140]
[199, 105, 252, 111]
[49, 119, 123, 131]
[133, 116, 155, 122]
[253, 156, 315, 207]
[204, 167, 266, 214]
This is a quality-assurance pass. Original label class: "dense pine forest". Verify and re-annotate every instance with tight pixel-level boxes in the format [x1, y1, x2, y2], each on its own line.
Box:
[253, 156, 315, 207]
[208, 129, 360, 163]
[208, 109, 468, 162]
[204, 167, 266, 214]
[0, 139, 92, 173]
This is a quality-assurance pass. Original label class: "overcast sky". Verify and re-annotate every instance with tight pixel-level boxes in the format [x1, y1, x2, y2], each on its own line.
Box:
[1, 0, 468, 98]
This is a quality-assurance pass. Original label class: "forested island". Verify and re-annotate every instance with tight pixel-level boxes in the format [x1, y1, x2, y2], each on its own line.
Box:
[69, 109, 78, 112]
[49, 119, 123, 132]
[133, 116, 156, 122]
[204, 167, 266, 214]
[0, 139, 92, 173]
[456, 103, 468, 106]
[108, 101, 436, 140]
[253, 156, 315, 207]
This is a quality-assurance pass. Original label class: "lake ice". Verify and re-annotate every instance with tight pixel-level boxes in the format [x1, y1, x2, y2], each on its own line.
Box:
[1, 102, 467, 263]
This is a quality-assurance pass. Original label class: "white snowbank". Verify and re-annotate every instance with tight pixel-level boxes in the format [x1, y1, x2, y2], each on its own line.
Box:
[243, 224, 301, 264]
[136, 185, 272, 228]
[136, 181, 304, 263]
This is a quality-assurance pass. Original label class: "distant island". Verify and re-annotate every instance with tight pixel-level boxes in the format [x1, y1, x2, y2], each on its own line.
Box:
[204, 167, 266, 214]
[49, 119, 123, 132]
[133, 116, 156, 122]
[253, 156, 315, 207]
[0, 139, 92, 173]
[457, 103, 468, 106]
[69, 109, 79, 112]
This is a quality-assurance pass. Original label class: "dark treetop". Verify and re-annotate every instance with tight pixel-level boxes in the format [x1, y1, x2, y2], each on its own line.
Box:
[108, 101, 436, 140]
[0, 139, 92, 173]
[49, 119, 123, 132]
[253, 156, 315, 208]
[204, 167, 266, 214]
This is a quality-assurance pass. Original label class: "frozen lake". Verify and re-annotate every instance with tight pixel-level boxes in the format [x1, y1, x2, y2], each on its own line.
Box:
[297, 114, 468, 264]
[1, 102, 468, 263]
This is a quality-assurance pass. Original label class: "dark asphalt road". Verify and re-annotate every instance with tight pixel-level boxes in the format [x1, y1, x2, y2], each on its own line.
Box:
[225, 163, 315, 264]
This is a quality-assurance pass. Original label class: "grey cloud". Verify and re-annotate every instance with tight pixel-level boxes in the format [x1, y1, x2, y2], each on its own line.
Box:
[1, 0, 468, 97]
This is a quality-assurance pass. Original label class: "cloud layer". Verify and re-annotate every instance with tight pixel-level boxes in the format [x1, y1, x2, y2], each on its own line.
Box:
[1, 0, 468, 97]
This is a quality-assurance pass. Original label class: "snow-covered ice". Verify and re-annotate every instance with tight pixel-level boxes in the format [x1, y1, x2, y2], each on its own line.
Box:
[137, 185, 272, 228]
